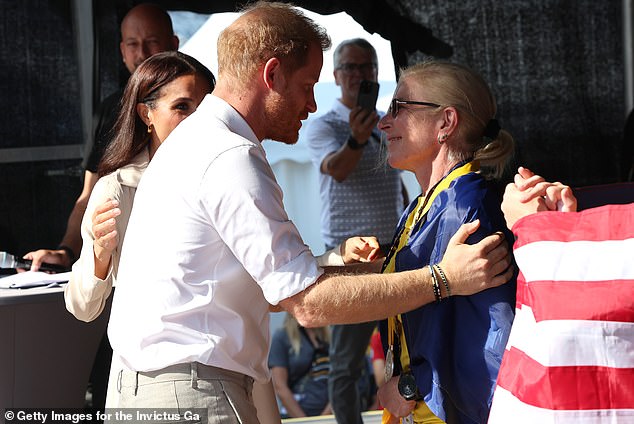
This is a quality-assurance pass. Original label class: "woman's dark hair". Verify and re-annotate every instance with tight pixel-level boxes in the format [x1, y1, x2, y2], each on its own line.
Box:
[98, 51, 215, 177]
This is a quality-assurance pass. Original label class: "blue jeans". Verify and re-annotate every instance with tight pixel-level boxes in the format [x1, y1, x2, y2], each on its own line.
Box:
[328, 321, 377, 424]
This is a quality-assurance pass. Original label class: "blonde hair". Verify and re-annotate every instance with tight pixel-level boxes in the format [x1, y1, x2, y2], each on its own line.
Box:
[217, 1, 331, 89]
[400, 61, 514, 179]
[283, 314, 330, 355]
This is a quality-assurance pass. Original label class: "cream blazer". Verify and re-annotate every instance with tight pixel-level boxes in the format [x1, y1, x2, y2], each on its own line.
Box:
[64, 150, 149, 322]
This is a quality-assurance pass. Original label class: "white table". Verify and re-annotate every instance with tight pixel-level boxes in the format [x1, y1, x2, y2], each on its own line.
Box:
[0, 285, 109, 414]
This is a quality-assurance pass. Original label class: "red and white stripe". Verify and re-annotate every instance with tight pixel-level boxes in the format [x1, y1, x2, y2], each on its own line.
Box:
[488, 204, 634, 423]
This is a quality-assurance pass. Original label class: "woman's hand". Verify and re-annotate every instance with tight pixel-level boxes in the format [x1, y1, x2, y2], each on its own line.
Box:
[502, 167, 577, 229]
[21, 249, 72, 272]
[341, 236, 382, 264]
[92, 199, 121, 263]
[378, 376, 416, 422]
[514, 167, 577, 212]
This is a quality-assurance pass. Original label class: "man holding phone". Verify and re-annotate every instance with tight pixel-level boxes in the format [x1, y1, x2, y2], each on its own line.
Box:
[306, 38, 406, 424]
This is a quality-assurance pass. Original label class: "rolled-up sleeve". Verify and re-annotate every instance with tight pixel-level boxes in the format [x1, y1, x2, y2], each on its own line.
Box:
[200, 142, 323, 305]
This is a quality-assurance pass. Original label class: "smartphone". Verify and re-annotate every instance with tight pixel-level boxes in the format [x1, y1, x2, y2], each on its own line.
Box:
[357, 80, 380, 111]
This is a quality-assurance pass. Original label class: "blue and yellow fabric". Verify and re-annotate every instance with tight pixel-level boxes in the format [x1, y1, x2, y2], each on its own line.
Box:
[380, 161, 516, 424]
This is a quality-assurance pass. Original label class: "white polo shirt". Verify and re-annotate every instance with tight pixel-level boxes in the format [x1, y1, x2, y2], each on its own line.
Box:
[108, 94, 323, 382]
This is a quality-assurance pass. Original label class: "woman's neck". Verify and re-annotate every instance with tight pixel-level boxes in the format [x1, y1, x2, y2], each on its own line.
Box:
[416, 156, 461, 195]
[148, 136, 161, 161]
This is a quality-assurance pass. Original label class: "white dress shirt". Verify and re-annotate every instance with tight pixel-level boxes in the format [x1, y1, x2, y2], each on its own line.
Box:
[108, 95, 323, 382]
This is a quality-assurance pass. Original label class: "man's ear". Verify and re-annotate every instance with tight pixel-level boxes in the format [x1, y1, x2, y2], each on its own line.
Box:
[172, 35, 179, 50]
[119, 41, 127, 66]
[262, 57, 282, 89]
[333, 69, 342, 87]
[136, 102, 151, 126]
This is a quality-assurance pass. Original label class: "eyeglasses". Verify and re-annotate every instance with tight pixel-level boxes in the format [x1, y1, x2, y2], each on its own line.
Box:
[388, 98, 441, 118]
[335, 62, 377, 74]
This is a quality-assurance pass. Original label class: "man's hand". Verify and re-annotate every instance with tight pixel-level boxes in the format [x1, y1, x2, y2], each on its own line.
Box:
[377, 376, 416, 423]
[349, 106, 379, 144]
[439, 220, 513, 296]
[341, 236, 382, 264]
[322, 106, 380, 182]
[22, 248, 72, 271]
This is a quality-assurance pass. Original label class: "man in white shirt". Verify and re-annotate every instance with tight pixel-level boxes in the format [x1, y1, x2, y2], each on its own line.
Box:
[108, 2, 513, 422]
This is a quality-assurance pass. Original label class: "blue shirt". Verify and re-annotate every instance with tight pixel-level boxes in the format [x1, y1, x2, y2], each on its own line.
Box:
[269, 327, 330, 417]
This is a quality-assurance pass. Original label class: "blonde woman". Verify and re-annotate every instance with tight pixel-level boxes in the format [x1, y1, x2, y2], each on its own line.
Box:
[269, 314, 332, 418]
[377, 61, 516, 424]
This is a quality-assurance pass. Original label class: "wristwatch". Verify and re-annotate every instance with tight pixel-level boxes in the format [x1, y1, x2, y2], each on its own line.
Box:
[346, 136, 366, 150]
[398, 373, 420, 401]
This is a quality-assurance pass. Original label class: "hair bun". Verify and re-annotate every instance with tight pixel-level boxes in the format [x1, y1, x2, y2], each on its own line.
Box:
[483, 119, 501, 142]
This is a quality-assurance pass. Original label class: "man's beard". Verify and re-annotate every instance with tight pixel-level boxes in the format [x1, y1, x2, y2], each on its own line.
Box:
[263, 92, 301, 145]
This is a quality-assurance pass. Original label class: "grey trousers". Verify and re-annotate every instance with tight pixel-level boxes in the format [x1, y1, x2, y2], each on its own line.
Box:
[328, 321, 377, 424]
[112, 362, 258, 424]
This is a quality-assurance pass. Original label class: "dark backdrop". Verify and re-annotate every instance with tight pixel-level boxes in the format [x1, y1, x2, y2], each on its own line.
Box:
[395, 0, 624, 186]
[0, 0, 628, 257]
[0, 0, 82, 256]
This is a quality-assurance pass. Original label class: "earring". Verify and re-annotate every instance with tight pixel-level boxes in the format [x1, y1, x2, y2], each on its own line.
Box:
[147, 124, 152, 134]
[437, 133, 448, 144]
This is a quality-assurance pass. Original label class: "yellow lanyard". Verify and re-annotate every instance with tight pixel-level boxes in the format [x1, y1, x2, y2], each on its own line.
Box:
[382, 161, 478, 424]
[383, 160, 479, 275]
[385, 160, 478, 355]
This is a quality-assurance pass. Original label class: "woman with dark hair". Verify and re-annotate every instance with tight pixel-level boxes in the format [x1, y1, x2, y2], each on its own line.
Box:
[65, 50, 214, 320]
[98, 51, 215, 178]
[63, 50, 214, 409]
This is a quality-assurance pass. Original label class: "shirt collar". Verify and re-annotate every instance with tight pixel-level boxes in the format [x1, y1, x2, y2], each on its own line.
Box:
[202, 94, 260, 145]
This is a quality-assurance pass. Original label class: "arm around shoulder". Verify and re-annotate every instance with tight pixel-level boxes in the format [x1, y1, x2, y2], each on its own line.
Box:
[280, 221, 513, 328]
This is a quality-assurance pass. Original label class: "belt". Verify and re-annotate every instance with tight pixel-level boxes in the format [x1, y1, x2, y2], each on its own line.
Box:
[117, 362, 253, 393]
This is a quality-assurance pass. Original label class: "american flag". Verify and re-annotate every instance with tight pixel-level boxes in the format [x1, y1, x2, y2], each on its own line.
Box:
[488, 204, 634, 423]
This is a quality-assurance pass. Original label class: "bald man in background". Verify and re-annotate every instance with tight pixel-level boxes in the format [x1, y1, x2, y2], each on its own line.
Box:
[24, 3, 179, 270]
